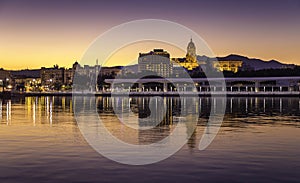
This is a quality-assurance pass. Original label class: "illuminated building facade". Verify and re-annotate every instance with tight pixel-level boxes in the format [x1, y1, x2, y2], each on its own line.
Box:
[212, 60, 243, 73]
[40, 66, 65, 90]
[172, 39, 199, 71]
[138, 49, 173, 77]
[11, 69, 41, 92]
[0, 69, 12, 92]
[64, 68, 74, 87]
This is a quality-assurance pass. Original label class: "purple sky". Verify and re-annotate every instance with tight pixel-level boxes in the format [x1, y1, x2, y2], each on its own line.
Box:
[0, 0, 300, 69]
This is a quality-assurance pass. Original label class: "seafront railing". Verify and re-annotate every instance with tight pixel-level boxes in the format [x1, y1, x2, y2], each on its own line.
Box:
[2, 77, 300, 97]
[1, 89, 300, 97]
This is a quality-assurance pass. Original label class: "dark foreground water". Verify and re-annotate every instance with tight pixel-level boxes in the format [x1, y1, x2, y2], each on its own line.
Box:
[0, 96, 299, 183]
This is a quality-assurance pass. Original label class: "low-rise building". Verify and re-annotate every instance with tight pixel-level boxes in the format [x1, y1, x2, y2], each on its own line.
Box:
[11, 69, 41, 92]
[0, 69, 12, 92]
[212, 60, 243, 73]
[99, 66, 122, 76]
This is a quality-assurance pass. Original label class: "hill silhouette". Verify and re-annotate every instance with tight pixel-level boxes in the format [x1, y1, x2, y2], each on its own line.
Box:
[197, 54, 295, 71]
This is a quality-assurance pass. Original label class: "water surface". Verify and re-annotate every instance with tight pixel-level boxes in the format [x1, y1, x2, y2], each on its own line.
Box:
[0, 96, 299, 183]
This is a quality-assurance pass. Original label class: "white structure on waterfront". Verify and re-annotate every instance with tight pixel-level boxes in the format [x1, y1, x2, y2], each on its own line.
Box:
[104, 76, 300, 95]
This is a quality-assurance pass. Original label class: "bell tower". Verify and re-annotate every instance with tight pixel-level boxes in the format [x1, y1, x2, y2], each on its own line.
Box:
[186, 38, 196, 63]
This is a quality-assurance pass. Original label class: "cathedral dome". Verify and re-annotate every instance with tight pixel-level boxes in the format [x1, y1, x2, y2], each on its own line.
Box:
[187, 38, 196, 50]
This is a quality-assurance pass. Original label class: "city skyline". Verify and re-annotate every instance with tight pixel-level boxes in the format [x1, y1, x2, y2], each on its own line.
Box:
[0, 0, 300, 70]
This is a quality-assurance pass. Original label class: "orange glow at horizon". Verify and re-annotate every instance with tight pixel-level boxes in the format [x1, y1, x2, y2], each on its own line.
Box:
[1, 27, 299, 70]
[103, 41, 186, 67]
[1, 1, 300, 70]
[2, 31, 298, 70]
[1, 17, 299, 69]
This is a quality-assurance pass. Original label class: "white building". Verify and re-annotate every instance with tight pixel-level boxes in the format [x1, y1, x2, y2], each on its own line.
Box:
[138, 49, 173, 77]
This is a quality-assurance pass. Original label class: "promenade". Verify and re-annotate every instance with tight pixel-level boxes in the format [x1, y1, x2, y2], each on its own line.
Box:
[1, 90, 300, 98]
[2, 77, 300, 98]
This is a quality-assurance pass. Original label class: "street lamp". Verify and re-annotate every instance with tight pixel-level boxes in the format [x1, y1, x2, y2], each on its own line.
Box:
[49, 79, 53, 91]
[0, 79, 3, 92]
[3, 78, 10, 91]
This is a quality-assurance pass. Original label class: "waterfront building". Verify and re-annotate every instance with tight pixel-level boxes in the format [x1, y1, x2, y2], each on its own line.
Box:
[212, 60, 243, 73]
[99, 66, 122, 76]
[73, 61, 102, 78]
[0, 69, 12, 92]
[11, 69, 41, 92]
[72, 61, 102, 91]
[138, 49, 173, 77]
[14, 77, 41, 92]
[63, 68, 74, 88]
[39, 61, 102, 91]
[40, 65, 65, 91]
[172, 39, 199, 71]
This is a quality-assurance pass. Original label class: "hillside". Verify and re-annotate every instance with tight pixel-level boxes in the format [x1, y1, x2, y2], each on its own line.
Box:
[197, 54, 295, 71]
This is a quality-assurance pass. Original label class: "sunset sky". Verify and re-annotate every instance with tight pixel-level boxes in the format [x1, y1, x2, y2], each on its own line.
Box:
[0, 0, 300, 70]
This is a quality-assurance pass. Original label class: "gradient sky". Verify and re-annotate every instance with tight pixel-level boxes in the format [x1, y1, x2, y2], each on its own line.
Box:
[0, 0, 300, 69]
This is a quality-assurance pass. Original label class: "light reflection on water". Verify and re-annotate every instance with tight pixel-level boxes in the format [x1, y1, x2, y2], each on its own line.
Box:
[0, 96, 299, 183]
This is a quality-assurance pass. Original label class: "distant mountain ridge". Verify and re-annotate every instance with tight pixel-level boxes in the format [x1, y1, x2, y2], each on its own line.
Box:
[198, 54, 296, 71]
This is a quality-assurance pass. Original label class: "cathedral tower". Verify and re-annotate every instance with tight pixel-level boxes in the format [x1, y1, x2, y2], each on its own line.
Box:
[186, 38, 196, 63]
